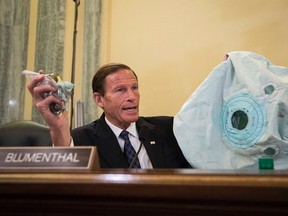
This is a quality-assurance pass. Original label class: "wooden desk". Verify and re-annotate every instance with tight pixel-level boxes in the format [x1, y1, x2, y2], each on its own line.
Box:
[0, 169, 288, 215]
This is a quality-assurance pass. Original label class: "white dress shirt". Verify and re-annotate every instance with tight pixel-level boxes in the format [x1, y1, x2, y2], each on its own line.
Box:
[105, 117, 153, 169]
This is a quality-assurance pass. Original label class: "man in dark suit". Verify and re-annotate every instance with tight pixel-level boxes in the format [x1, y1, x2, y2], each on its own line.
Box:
[28, 63, 191, 168]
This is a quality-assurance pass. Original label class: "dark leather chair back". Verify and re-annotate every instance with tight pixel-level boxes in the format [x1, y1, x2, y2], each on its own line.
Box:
[0, 120, 52, 146]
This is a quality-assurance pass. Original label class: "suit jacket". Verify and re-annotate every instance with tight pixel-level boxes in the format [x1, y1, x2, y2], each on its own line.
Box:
[71, 113, 191, 168]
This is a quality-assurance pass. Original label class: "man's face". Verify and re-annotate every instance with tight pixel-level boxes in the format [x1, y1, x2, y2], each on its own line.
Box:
[94, 69, 140, 129]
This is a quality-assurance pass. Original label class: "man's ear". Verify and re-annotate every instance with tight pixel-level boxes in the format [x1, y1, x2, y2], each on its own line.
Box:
[93, 92, 103, 108]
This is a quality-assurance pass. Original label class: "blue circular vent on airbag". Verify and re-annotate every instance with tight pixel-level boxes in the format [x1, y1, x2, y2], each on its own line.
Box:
[220, 93, 266, 148]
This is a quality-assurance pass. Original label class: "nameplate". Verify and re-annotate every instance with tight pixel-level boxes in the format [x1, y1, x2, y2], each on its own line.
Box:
[0, 146, 99, 172]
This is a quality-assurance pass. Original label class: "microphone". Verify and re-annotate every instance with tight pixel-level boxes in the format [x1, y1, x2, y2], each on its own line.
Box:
[128, 126, 149, 168]
[139, 125, 149, 143]
[73, 0, 80, 6]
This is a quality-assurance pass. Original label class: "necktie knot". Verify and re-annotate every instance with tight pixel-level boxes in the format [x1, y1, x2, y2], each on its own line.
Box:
[119, 130, 129, 141]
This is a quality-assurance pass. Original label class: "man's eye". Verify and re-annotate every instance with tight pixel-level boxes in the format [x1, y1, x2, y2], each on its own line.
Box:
[132, 86, 138, 90]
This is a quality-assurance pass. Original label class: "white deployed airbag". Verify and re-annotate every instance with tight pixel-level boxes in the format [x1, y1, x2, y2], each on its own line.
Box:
[173, 51, 288, 169]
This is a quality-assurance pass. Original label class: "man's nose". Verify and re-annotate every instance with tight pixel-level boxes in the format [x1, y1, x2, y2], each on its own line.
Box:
[127, 89, 136, 100]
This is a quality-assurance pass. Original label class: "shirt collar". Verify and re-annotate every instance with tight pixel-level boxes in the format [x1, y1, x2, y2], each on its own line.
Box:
[105, 117, 138, 139]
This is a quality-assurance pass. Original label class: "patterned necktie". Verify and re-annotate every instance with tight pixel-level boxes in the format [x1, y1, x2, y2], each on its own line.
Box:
[119, 130, 141, 168]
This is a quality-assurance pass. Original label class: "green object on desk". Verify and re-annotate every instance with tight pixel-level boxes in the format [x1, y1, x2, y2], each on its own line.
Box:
[258, 157, 274, 169]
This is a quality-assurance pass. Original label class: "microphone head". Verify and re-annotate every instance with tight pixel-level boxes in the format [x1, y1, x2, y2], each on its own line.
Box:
[139, 126, 149, 142]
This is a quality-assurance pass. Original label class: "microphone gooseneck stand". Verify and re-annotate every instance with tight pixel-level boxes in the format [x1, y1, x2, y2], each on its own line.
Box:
[70, 0, 80, 131]
[129, 142, 143, 169]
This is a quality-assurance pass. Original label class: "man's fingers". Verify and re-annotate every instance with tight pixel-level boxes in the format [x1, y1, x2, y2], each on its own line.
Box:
[27, 74, 45, 94]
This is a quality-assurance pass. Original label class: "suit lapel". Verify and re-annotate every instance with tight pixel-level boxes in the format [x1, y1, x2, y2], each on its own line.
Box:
[92, 115, 129, 168]
[136, 118, 166, 168]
